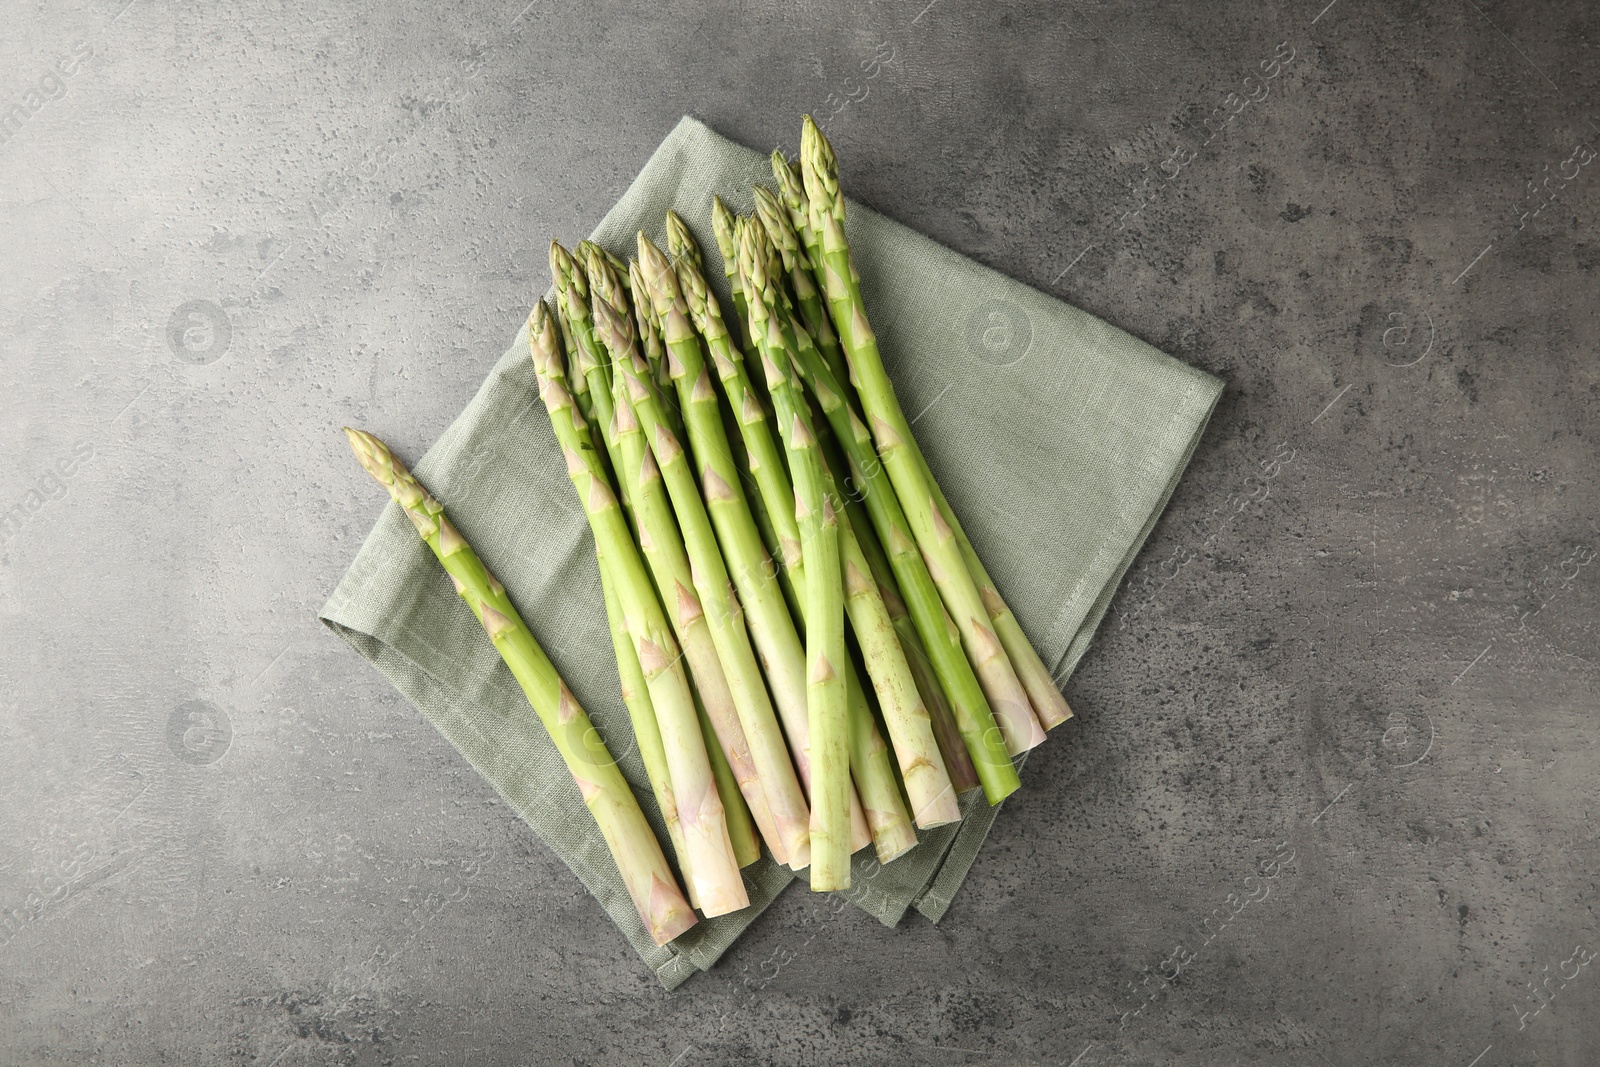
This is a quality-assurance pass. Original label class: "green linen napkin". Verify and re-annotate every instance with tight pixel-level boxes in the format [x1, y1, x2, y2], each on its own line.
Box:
[320, 116, 1223, 989]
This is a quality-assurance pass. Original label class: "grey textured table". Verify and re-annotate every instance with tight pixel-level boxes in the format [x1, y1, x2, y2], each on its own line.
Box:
[3, 2, 1597, 1064]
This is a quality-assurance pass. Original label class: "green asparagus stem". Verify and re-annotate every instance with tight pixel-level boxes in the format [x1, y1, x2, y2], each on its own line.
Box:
[737, 217, 850, 886]
[745, 223, 962, 827]
[664, 211, 704, 275]
[793, 424, 850, 885]
[801, 115, 1051, 755]
[719, 383, 795, 616]
[597, 544, 697, 905]
[594, 248, 812, 870]
[553, 300, 595, 430]
[343, 427, 698, 944]
[593, 243, 631, 293]
[673, 218, 880, 856]
[769, 259, 1018, 804]
[739, 221, 878, 887]
[529, 302, 750, 915]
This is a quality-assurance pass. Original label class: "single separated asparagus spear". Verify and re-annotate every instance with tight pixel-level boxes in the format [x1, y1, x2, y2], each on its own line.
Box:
[343, 427, 697, 943]
[671, 217, 903, 856]
[530, 302, 750, 915]
[800, 115, 1053, 752]
[750, 196, 1015, 803]
[591, 250, 813, 871]
[743, 221, 961, 827]
[756, 329, 849, 884]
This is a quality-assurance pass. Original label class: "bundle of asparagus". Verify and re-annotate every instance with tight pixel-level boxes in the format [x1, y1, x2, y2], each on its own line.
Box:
[342, 117, 1074, 931]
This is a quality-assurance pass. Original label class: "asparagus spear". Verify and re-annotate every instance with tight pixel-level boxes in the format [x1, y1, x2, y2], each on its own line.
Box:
[597, 544, 697, 903]
[343, 427, 698, 943]
[771, 363, 849, 884]
[592, 250, 813, 871]
[744, 223, 961, 827]
[738, 220, 898, 887]
[664, 211, 704, 275]
[750, 205, 1017, 804]
[529, 302, 750, 915]
[800, 116, 1052, 753]
[669, 218, 888, 857]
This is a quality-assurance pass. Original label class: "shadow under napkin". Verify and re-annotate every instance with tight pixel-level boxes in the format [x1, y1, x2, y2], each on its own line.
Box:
[320, 116, 1223, 989]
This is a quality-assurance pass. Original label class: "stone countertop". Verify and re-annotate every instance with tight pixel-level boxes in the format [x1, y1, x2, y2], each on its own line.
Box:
[2, 1, 1597, 1064]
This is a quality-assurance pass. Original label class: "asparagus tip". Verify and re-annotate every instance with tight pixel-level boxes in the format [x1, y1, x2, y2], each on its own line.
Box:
[664, 210, 702, 271]
[342, 426, 381, 471]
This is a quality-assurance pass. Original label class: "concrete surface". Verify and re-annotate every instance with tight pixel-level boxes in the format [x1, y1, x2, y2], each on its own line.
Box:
[2, 0, 1598, 1064]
